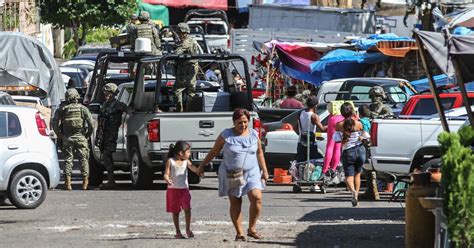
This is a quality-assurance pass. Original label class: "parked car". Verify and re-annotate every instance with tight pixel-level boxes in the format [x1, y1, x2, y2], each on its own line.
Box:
[11, 95, 43, 106]
[76, 44, 115, 56]
[60, 66, 88, 97]
[61, 60, 95, 73]
[400, 91, 474, 116]
[184, 9, 230, 53]
[316, 77, 412, 115]
[0, 105, 60, 209]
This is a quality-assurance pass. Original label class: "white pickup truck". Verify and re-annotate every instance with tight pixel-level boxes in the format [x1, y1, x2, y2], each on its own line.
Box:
[369, 118, 466, 177]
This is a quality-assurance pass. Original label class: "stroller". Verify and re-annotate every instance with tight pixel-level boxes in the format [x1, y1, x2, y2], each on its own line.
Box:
[289, 159, 345, 193]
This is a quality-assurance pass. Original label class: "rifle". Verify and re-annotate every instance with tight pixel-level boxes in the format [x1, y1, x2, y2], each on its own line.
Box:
[95, 115, 106, 152]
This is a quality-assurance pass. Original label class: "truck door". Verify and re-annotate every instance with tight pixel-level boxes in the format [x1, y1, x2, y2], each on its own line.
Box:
[113, 86, 133, 162]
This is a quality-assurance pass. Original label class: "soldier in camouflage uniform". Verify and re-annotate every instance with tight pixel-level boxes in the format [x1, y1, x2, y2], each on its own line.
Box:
[361, 86, 394, 200]
[97, 83, 127, 188]
[130, 11, 161, 55]
[174, 22, 200, 112]
[52, 88, 94, 191]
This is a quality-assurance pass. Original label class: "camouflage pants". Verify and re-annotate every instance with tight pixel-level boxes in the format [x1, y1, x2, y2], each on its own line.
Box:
[63, 136, 89, 177]
[174, 63, 198, 112]
[101, 130, 118, 173]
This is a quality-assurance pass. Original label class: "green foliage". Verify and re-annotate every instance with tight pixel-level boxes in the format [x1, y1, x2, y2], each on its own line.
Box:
[438, 126, 474, 248]
[62, 39, 77, 60]
[85, 27, 120, 44]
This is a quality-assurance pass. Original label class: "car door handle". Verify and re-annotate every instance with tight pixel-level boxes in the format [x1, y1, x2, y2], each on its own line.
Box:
[8, 145, 19, 150]
[199, 120, 214, 128]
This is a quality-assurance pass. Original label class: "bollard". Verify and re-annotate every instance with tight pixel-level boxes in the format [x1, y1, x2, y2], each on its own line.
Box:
[405, 172, 436, 248]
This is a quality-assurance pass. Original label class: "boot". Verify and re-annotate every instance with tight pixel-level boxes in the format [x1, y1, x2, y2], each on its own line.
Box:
[100, 172, 116, 189]
[82, 176, 89, 190]
[360, 171, 380, 200]
[65, 176, 72, 191]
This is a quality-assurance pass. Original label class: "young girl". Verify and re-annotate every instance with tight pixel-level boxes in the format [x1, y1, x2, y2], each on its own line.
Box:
[164, 140, 201, 239]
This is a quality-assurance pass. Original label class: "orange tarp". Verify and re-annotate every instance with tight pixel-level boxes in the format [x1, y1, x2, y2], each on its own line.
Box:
[369, 40, 418, 58]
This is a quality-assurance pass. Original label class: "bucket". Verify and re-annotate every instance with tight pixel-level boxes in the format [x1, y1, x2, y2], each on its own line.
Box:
[274, 168, 288, 177]
[273, 175, 292, 184]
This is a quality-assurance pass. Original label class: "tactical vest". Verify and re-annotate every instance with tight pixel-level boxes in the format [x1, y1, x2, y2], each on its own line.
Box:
[136, 24, 153, 41]
[62, 103, 84, 135]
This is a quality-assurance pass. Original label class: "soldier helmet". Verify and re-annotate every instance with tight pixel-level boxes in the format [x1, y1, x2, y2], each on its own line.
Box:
[139, 11, 150, 21]
[103, 83, 118, 94]
[177, 23, 190, 33]
[65, 88, 80, 102]
[131, 13, 138, 21]
[369, 86, 386, 98]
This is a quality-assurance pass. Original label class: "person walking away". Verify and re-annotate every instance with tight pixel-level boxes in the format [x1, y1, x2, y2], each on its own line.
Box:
[334, 102, 366, 207]
[198, 108, 269, 241]
[322, 101, 344, 176]
[96, 83, 127, 189]
[130, 11, 161, 55]
[280, 85, 304, 109]
[297, 96, 327, 162]
[52, 88, 94, 190]
[174, 22, 200, 112]
[164, 141, 201, 239]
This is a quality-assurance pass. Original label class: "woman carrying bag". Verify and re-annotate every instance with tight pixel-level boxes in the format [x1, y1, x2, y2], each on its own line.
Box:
[199, 108, 269, 241]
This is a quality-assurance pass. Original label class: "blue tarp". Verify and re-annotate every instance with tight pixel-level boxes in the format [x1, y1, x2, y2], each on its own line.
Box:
[351, 33, 413, 50]
[280, 63, 322, 86]
[410, 74, 474, 92]
[309, 49, 388, 83]
[452, 26, 474, 35]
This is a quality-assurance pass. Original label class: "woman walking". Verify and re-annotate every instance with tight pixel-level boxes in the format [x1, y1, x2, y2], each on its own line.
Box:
[334, 102, 366, 207]
[296, 96, 326, 162]
[199, 108, 269, 241]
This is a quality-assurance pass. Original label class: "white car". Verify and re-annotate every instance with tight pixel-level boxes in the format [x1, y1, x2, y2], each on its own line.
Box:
[0, 105, 60, 209]
[11, 95, 43, 106]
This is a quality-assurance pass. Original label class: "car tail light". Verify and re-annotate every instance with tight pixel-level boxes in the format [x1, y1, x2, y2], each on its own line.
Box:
[281, 123, 293, 130]
[261, 125, 268, 138]
[35, 112, 49, 136]
[148, 119, 160, 142]
[253, 118, 262, 138]
[166, 81, 174, 87]
[227, 38, 231, 49]
[370, 122, 378, 147]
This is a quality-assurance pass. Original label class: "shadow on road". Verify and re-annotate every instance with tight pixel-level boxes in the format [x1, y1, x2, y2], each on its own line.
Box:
[297, 207, 404, 222]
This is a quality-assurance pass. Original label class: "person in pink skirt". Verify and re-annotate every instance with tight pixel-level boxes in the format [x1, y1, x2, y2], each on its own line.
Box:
[323, 102, 345, 175]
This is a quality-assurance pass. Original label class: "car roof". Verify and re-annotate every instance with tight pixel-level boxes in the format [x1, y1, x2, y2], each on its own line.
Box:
[11, 95, 41, 100]
[0, 105, 38, 113]
[60, 67, 82, 73]
[61, 60, 95, 67]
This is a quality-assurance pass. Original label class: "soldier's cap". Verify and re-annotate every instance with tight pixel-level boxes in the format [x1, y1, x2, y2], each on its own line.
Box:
[139, 11, 150, 21]
[177, 23, 190, 33]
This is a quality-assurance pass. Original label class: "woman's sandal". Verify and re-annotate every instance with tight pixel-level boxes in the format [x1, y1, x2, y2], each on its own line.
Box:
[247, 229, 262, 240]
[235, 235, 246, 242]
[186, 230, 195, 238]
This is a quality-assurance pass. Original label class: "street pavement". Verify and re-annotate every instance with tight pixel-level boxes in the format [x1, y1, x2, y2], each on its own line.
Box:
[0, 171, 405, 248]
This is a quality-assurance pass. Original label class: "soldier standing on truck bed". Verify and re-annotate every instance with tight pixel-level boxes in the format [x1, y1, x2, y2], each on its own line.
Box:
[52, 88, 94, 191]
[96, 83, 127, 189]
[130, 11, 161, 55]
[361, 86, 394, 200]
[174, 22, 200, 112]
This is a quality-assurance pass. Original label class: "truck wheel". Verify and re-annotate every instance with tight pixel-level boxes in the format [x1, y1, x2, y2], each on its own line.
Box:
[130, 147, 154, 189]
[7, 170, 47, 209]
[88, 150, 104, 186]
[188, 170, 201, 184]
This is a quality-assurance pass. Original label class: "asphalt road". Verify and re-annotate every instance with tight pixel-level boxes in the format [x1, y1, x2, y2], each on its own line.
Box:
[0, 170, 405, 248]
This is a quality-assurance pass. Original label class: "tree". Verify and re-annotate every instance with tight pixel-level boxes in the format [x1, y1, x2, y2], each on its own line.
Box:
[38, 0, 136, 50]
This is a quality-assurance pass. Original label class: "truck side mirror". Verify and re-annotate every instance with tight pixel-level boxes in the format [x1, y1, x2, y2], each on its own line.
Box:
[89, 103, 101, 114]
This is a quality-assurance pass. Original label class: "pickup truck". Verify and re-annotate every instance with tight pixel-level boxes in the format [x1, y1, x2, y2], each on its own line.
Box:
[369, 117, 466, 177]
[87, 53, 260, 189]
[184, 9, 230, 53]
[400, 91, 474, 116]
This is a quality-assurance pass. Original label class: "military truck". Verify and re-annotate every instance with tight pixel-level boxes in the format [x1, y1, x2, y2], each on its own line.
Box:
[87, 52, 261, 189]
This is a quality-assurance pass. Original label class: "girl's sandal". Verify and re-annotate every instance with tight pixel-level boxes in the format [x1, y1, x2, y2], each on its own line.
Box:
[247, 230, 262, 240]
[186, 230, 195, 238]
[235, 235, 246, 242]
[175, 233, 186, 239]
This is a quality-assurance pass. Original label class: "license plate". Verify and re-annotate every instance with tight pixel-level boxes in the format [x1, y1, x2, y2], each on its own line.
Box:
[197, 152, 208, 160]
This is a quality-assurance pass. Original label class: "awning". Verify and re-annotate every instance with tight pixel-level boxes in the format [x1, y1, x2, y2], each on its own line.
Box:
[415, 30, 455, 77]
[448, 7, 474, 29]
[141, 0, 227, 10]
[137, 2, 169, 26]
[368, 40, 418, 58]
[275, 43, 323, 85]
[449, 35, 474, 83]
[351, 33, 413, 50]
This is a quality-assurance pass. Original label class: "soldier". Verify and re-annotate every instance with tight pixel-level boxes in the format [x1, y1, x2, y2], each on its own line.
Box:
[126, 13, 139, 34]
[130, 11, 161, 55]
[52, 88, 94, 191]
[96, 83, 127, 188]
[361, 86, 394, 200]
[174, 22, 200, 112]
[368, 86, 394, 119]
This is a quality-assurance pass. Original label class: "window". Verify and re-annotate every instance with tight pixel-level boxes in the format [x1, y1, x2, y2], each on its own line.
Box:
[350, 86, 372, 101]
[206, 24, 226, 35]
[0, 112, 21, 138]
[412, 98, 456, 116]
[387, 86, 407, 103]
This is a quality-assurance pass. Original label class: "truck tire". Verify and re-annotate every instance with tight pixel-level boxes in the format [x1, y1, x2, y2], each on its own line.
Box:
[88, 150, 104, 186]
[188, 170, 201, 184]
[130, 147, 154, 189]
[8, 169, 47, 209]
